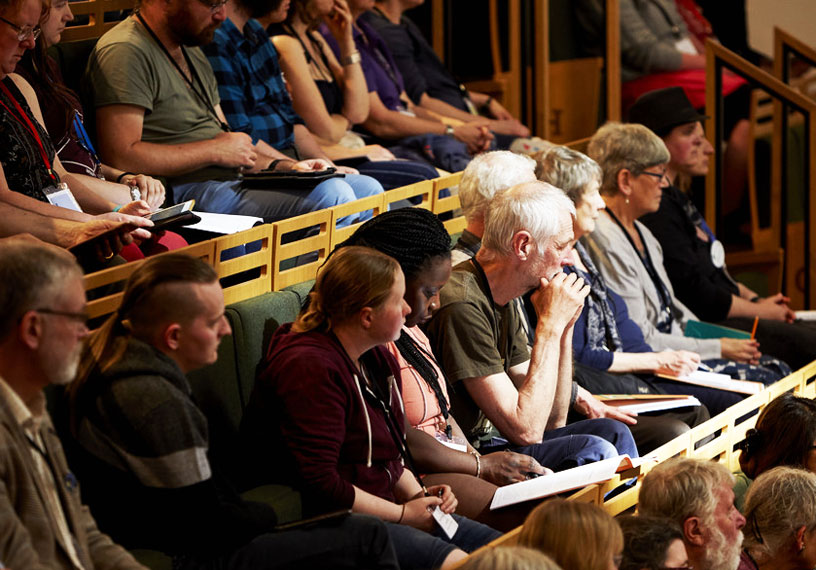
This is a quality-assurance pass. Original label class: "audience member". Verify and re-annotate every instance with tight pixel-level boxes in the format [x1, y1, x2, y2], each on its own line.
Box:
[639, 457, 746, 570]
[67, 253, 400, 569]
[362, 0, 529, 142]
[517, 498, 623, 570]
[740, 466, 816, 570]
[618, 515, 689, 570]
[15, 0, 188, 260]
[0, 241, 145, 569]
[84, 0, 383, 223]
[735, 393, 816, 510]
[337, 207, 548, 532]
[243, 246, 501, 569]
[533, 145, 710, 450]
[452, 150, 539, 266]
[458, 546, 562, 570]
[633, 87, 816, 370]
[425, 182, 638, 468]
[316, 0, 493, 172]
[584, 122, 789, 414]
[202, 0, 433, 191]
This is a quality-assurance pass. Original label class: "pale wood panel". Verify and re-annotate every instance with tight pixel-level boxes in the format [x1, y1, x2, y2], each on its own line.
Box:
[213, 225, 273, 305]
[384, 179, 434, 211]
[270, 209, 331, 291]
[547, 58, 604, 143]
[62, 0, 135, 42]
[432, 173, 466, 235]
[329, 193, 386, 250]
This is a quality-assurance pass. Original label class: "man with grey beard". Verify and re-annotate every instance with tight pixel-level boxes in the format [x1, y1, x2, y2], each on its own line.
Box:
[0, 239, 146, 569]
[639, 457, 746, 570]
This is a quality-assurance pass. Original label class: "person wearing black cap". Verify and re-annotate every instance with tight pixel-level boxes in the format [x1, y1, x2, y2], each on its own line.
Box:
[634, 87, 816, 371]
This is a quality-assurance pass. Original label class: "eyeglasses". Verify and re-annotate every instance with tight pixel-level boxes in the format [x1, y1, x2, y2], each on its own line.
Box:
[35, 308, 89, 327]
[640, 169, 669, 184]
[0, 15, 41, 42]
[660, 566, 694, 570]
[196, 0, 228, 12]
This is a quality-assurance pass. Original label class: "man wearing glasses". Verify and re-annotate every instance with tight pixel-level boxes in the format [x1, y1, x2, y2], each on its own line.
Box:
[84, 0, 382, 224]
[0, 239, 146, 569]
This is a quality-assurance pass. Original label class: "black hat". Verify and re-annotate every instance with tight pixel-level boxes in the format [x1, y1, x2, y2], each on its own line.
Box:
[628, 87, 707, 137]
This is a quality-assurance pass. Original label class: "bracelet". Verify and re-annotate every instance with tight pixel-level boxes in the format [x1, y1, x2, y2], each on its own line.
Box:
[480, 96, 494, 113]
[471, 451, 481, 479]
[750, 295, 760, 303]
[396, 504, 406, 524]
[341, 51, 361, 66]
[112, 205, 123, 212]
[116, 171, 135, 184]
[445, 124, 455, 137]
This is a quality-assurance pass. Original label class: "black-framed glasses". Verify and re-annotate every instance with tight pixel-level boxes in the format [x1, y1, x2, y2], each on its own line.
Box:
[660, 566, 694, 570]
[195, 0, 228, 13]
[640, 170, 669, 184]
[35, 308, 89, 327]
[0, 15, 40, 42]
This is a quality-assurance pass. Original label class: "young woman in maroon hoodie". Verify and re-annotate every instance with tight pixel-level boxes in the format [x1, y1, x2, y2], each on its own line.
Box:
[243, 245, 500, 569]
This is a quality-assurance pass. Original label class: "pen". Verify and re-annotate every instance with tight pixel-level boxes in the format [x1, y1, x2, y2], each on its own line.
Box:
[750, 316, 759, 340]
[698, 363, 714, 372]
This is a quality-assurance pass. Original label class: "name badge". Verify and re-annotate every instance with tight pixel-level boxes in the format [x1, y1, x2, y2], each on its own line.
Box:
[43, 184, 82, 212]
[674, 38, 697, 55]
[710, 239, 725, 268]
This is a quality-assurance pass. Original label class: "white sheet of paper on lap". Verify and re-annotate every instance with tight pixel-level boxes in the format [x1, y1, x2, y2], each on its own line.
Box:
[597, 394, 702, 414]
[658, 370, 763, 395]
[187, 211, 263, 234]
[431, 506, 459, 539]
[489, 455, 641, 510]
[795, 310, 816, 321]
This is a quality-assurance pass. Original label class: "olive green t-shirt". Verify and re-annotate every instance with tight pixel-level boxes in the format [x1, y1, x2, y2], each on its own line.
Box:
[425, 258, 530, 441]
[85, 17, 224, 147]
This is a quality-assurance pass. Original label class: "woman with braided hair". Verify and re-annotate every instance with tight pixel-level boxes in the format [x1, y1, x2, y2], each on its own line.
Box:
[337, 207, 550, 531]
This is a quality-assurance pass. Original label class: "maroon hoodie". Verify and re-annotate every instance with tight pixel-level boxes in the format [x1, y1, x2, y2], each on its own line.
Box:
[242, 323, 406, 515]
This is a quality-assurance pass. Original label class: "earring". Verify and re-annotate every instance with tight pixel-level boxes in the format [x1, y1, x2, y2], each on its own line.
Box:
[800, 542, 806, 553]
[625, 197, 630, 205]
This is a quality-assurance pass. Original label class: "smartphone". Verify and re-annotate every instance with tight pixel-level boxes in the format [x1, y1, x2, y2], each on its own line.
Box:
[147, 200, 199, 231]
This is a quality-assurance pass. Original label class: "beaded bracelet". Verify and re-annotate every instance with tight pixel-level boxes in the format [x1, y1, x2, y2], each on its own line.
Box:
[471, 451, 481, 479]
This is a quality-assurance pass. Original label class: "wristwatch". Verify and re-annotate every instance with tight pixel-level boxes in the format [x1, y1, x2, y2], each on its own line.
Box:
[445, 125, 455, 136]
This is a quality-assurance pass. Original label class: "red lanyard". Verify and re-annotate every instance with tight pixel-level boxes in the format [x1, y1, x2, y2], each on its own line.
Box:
[0, 80, 57, 183]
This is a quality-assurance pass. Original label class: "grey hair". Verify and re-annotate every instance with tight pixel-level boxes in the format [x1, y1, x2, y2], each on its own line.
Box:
[639, 458, 734, 527]
[458, 546, 562, 570]
[587, 122, 670, 197]
[743, 466, 816, 563]
[0, 241, 82, 340]
[458, 150, 537, 223]
[535, 145, 603, 204]
[481, 181, 576, 258]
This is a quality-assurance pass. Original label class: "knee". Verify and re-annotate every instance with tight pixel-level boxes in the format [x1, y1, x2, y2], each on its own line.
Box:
[310, 179, 357, 208]
[655, 418, 690, 441]
[344, 174, 384, 198]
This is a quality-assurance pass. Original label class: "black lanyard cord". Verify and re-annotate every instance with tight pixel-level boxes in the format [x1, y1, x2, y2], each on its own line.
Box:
[134, 12, 229, 132]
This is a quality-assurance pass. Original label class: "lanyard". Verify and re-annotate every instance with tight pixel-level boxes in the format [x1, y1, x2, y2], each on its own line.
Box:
[0, 80, 57, 183]
[605, 208, 677, 332]
[135, 12, 230, 132]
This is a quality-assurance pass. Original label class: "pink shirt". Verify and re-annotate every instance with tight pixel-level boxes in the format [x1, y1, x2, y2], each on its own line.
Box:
[386, 326, 450, 437]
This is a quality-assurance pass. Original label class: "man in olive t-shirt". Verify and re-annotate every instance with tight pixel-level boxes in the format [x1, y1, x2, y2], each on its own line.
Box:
[83, 0, 380, 222]
[426, 182, 638, 470]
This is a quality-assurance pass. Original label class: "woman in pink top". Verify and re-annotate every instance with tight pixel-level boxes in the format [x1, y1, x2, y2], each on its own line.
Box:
[339, 207, 550, 531]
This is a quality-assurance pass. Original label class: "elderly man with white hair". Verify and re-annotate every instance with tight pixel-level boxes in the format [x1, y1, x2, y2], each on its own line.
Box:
[426, 182, 638, 470]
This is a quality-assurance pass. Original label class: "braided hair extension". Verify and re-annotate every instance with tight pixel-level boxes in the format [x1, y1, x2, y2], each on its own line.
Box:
[338, 208, 454, 428]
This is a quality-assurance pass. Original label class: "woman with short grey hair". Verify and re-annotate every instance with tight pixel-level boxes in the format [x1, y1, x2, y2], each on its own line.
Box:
[742, 466, 816, 570]
[580, 124, 789, 414]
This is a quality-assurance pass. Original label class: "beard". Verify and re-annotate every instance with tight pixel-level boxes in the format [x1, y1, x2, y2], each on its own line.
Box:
[50, 343, 83, 386]
[703, 526, 743, 570]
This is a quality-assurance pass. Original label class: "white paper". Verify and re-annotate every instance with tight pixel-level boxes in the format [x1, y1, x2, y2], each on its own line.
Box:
[664, 370, 763, 395]
[795, 310, 816, 321]
[674, 37, 698, 55]
[490, 455, 629, 510]
[611, 396, 702, 414]
[431, 506, 458, 539]
[187, 211, 263, 234]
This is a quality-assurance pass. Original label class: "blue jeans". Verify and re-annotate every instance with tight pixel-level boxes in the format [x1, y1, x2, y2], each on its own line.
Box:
[385, 514, 500, 570]
[481, 418, 638, 472]
[355, 159, 438, 190]
[173, 174, 383, 225]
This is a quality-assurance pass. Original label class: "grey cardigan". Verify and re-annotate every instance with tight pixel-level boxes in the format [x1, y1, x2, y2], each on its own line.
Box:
[576, 0, 689, 82]
[583, 212, 722, 359]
